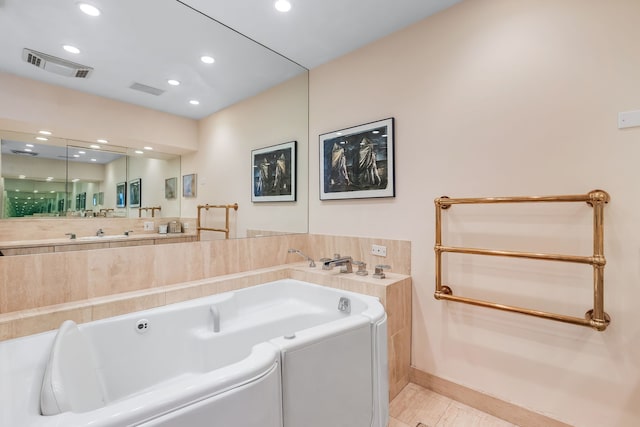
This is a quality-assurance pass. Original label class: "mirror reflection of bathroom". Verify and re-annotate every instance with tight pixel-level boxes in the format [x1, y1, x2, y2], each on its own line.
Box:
[0, 131, 180, 219]
[0, 0, 309, 238]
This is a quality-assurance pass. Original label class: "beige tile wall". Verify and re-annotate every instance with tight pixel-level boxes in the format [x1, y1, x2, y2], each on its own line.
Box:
[0, 233, 410, 314]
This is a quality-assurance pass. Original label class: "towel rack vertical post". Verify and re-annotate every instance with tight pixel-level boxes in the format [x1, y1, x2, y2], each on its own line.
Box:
[589, 190, 610, 330]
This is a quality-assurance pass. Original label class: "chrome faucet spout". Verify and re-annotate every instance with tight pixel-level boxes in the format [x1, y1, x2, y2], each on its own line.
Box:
[288, 248, 316, 267]
[96, 228, 104, 237]
[323, 256, 353, 273]
[65, 233, 76, 240]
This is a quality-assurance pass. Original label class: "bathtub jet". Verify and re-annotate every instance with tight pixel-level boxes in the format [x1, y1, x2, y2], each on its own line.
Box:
[1, 279, 388, 427]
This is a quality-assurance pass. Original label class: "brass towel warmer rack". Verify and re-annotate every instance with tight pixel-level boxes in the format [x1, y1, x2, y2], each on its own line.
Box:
[138, 206, 162, 217]
[434, 189, 610, 331]
[196, 203, 239, 240]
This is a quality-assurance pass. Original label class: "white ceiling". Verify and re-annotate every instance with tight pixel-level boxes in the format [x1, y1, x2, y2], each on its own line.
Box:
[0, 0, 462, 120]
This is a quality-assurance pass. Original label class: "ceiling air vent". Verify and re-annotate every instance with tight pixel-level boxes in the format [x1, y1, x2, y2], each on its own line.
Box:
[129, 82, 165, 96]
[22, 48, 93, 78]
[11, 149, 38, 156]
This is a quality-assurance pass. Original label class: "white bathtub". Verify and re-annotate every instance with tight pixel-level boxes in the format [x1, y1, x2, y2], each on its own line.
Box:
[0, 279, 388, 427]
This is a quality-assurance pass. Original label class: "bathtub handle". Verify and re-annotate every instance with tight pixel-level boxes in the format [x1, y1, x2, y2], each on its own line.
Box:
[210, 305, 221, 333]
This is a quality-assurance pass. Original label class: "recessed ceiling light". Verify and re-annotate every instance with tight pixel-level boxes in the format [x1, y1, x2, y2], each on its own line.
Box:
[336, 132, 342, 136]
[18, 175, 25, 179]
[144, 146, 153, 150]
[63, 45, 80, 54]
[275, 0, 292, 12]
[39, 130, 52, 135]
[46, 177, 54, 181]
[97, 139, 108, 143]
[33, 190, 38, 193]
[78, 151, 86, 154]
[73, 154, 80, 158]
[24, 148, 32, 152]
[50, 190, 55, 193]
[90, 158, 97, 162]
[78, 2, 101, 17]
[167, 79, 180, 86]
[26, 143, 34, 147]
[36, 137, 48, 141]
[72, 178, 80, 183]
[189, 100, 200, 105]
[372, 130, 380, 134]
[200, 56, 215, 64]
[90, 144, 101, 149]
[134, 150, 144, 154]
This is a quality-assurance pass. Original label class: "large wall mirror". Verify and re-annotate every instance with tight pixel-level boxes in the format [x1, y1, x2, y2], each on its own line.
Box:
[0, 0, 309, 238]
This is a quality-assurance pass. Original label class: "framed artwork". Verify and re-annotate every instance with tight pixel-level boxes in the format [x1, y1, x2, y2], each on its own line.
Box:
[165, 177, 177, 199]
[183, 173, 197, 197]
[116, 182, 126, 208]
[129, 178, 141, 207]
[319, 117, 395, 200]
[251, 140, 296, 202]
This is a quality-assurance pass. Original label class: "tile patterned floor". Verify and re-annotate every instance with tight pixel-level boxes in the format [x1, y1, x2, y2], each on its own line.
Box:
[389, 383, 518, 427]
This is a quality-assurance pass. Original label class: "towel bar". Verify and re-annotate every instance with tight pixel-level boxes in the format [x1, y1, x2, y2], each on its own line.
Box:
[434, 189, 610, 331]
[196, 203, 238, 240]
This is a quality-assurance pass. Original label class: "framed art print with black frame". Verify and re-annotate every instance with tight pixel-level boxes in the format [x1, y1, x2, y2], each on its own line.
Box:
[251, 140, 296, 202]
[319, 117, 394, 200]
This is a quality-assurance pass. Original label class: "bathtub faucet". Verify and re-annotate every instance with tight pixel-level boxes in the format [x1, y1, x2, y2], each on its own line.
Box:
[323, 255, 353, 273]
[288, 248, 316, 267]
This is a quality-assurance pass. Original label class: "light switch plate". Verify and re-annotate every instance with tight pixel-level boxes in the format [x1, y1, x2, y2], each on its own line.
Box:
[618, 110, 640, 129]
[144, 221, 154, 231]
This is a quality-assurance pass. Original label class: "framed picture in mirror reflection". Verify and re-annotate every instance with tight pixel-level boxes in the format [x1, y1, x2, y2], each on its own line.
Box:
[116, 182, 126, 208]
[251, 140, 296, 202]
[183, 174, 197, 197]
[129, 178, 141, 208]
[165, 177, 177, 199]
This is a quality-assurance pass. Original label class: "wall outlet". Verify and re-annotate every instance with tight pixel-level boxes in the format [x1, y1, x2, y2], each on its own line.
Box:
[371, 244, 387, 257]
[144, 221, 154, 231]
[183, 222, 189, 229]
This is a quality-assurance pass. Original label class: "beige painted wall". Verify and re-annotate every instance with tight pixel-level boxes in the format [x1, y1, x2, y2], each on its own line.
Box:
[308, 1, 640, 426]
[181, 73, 309, 237]
[0, 72, 197, 153]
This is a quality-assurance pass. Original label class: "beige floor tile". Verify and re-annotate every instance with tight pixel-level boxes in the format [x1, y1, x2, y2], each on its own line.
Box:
[435, 401, 517, 427]
[390, 383, 452, 427]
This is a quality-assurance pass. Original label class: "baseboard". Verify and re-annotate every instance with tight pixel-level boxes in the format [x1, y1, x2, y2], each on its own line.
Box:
[409, 367, 573, 427]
